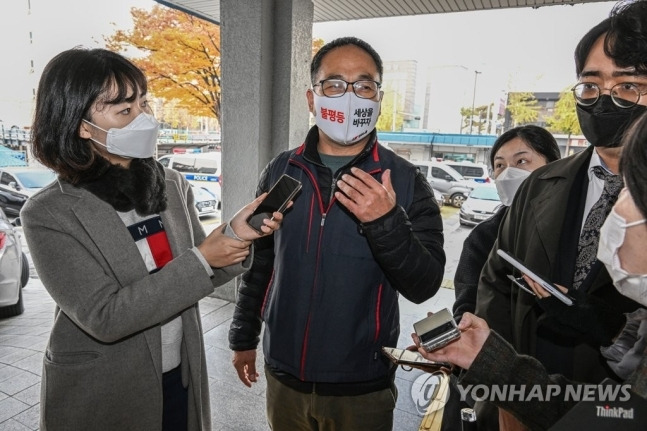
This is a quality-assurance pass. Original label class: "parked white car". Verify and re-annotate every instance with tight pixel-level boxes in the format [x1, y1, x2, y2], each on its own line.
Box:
[0, 167, 57, 216]
[191, 184, 219, 218]
[412, 161, 473, 207]
[443, 161, 492, 184]
[0, 208, 29, 318]
[459, 184, 503, 227]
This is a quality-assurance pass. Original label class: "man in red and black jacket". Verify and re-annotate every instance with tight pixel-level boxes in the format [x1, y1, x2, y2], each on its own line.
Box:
[228, 36, 445, 431]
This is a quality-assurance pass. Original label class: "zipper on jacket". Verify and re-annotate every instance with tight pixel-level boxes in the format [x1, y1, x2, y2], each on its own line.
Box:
[329, 178, 337, 206]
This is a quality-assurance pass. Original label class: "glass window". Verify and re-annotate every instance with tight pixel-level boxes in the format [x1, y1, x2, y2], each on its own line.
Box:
[431, 167, 445, 179]
[470, 186, 500, 201]
[15, 170, 56, 188]
[0, 172, 14, 186]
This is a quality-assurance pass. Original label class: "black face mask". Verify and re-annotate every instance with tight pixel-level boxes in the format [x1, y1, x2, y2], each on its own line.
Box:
[576, 95, 647, 148]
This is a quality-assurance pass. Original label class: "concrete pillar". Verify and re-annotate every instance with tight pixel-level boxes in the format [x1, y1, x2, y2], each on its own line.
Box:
[216, 0, 313, 301]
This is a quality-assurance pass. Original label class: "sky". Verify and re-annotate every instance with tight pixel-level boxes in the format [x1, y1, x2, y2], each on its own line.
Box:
[313, 2, 617, 105]
[0, 0, 618, 128]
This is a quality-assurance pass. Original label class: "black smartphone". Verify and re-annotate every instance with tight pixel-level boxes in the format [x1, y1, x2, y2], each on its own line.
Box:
[246, 174, 302, 233]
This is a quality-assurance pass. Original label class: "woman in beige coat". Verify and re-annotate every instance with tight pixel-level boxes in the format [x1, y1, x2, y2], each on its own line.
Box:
[22, 47, 283, 431]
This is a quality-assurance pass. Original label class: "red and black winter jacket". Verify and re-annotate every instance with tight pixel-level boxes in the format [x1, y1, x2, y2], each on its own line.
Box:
[229, 126, 446, 384]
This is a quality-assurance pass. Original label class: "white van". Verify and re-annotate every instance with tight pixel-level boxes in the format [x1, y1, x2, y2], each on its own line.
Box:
[443, 161, 491, 184]
[412, 161, 474, 207]
[157, 152, 222, 206]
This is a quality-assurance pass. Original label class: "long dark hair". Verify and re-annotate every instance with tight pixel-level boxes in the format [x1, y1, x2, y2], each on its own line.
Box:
[31, 48, 148, 184]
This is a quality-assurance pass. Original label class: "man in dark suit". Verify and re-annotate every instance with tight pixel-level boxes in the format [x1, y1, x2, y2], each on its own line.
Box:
[476, 1, 647, 384]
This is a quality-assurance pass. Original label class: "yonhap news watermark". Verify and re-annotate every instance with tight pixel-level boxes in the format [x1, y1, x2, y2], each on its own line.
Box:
[409, 374, 635, 418]
[455, 383, 632, 403]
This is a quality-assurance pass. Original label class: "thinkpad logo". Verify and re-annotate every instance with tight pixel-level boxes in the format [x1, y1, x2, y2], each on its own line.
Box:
[595, 405, 634, 419]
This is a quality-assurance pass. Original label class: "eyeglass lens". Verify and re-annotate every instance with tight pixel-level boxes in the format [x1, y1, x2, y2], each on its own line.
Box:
[572, 83, 640, 108]
[319, 79, 379, 99]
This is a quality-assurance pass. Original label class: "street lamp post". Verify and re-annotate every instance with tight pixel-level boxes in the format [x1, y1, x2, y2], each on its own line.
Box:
[391, 91, 398, 132]
[469, 70, 482, 134]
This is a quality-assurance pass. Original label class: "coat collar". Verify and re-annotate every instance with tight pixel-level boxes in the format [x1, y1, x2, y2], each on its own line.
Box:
[299, 125, 380, 170]
[528, 146, 594, 271]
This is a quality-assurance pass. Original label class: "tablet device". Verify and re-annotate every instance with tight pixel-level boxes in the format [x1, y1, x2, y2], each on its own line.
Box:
[497, 249, 574, 306]
[246, 174, 302, 233]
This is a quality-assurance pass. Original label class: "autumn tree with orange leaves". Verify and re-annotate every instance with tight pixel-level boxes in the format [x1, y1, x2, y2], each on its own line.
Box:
[105, 5, 223, 128]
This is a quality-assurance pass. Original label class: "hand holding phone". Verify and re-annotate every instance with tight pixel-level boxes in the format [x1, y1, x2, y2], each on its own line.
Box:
[381, 346, 452, 373]
[246, 174, 302, 233]
[497, 249, 574, 306]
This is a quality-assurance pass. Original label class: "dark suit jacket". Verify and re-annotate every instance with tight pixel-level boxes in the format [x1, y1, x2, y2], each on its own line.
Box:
[454, 206, 507, 322]
[475, 146, 639, 382]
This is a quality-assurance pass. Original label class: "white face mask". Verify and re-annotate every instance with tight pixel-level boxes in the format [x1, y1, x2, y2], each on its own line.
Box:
[83, 112, 160, 159]
[313, 92, 380, 145]
[494, 167, 531, 206]
[597, 209, 647, 306]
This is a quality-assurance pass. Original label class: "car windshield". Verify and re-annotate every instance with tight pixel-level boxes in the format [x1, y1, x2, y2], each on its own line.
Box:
[469, 186, 500, 201]
[192, 186, 216, 201]
[15, 170, 56, 188]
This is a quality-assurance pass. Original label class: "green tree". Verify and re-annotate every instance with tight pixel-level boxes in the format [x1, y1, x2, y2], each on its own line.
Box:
[507, 92, 539, 127]
[376, 89, 404, 132]
[460, 104, 489, 134]
[546, 89, 582, 135]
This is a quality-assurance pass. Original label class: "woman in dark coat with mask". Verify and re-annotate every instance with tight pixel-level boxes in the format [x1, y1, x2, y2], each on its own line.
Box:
[452, 125, 560, 323]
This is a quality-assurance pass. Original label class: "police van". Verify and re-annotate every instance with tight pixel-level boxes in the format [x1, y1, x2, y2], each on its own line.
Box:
[157, 152, 222, 208]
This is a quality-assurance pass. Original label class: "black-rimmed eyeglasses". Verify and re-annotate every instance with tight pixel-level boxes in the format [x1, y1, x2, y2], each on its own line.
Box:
[571, 82, 647, 108]
[313, 79, 381, 99]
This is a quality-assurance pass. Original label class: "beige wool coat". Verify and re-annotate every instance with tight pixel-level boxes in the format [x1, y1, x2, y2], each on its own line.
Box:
[21, 168, 246, 431]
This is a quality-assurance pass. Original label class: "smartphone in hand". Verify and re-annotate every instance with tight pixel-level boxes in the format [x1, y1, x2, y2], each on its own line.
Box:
[498, 249, 574, 306]
[413, 308, 461, 352]
[246, 174, 302, 233]
[381, 346, 452, 372]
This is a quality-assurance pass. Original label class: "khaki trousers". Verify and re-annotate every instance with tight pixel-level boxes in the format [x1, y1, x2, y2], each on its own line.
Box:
[265, 368, 397, 431]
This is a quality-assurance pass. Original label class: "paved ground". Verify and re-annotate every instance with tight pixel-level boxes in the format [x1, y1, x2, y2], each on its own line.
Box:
[0, 206, 467, 430]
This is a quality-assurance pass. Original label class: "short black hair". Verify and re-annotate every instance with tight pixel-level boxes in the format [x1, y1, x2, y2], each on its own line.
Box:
[605, 0, 647, 75]
[310, 37, 383, 84]
[31, 48, 148, 184]
[620, 111, 647, 219]
[575, 0, 647, 77]
[489, 125, 561, 169]
[574, 18, 611, 77]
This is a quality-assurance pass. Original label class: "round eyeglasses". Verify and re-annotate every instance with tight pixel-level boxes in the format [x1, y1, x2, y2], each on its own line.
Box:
[571, 82, 647, 108]
[313, 79, 381, 99]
